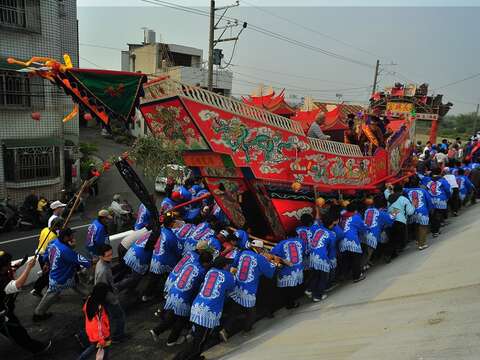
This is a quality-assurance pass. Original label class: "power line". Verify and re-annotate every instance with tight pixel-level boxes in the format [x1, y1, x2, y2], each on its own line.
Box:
[241, 0, 386, 61]
[79, 56, 102, 68]
[140, 0, 375, 69]
[231, 63, 369, 86]
[433, 72, 480, 91]
[233, 69, 371, 93]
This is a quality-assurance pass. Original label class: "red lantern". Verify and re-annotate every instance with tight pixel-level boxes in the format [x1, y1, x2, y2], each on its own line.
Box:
[102, 161, 111, 172]
[31, 112, 41, 121]
[84, 113, 93, 121]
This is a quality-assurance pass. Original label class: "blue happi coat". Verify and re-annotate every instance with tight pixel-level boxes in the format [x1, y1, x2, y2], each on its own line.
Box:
[362, 207, 394, 248]
[150, 227, 181, 275]
[225, 247, 241, 270]
[160, 197, 177, 214]
[164, 251, 200, 295]
[190, 268, 235, 328]
[134, 203, 151, 230]
[230, 250, 275, 308]
[205, 236, 222, 258]
[191, 222, 215, 242]
[330, 225, 344, 269]
[404, 187, 433, 225]
[173, 222, 196, 254]
[212, 203, 229, 224]
[422, 176, 451, 210]
[123, 231, 152, 275]
[270, 238, 305, 287]
[308, 226, 336, 272]
[456, 175, 474, 201]
[164, 261, 207, 317]
[43, 239, 91, 293]
[234, 229, 250, 250]
[86, 219, 109, 255]
[339, 212, 367, 254]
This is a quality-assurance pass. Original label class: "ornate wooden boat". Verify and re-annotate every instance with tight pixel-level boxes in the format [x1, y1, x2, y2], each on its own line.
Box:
[140, 78, 415, 239]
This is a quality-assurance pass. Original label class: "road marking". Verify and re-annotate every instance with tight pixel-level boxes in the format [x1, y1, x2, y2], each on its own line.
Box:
[0, 224, 90, 244]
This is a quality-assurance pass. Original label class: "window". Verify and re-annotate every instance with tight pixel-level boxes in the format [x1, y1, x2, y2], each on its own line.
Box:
[0, 0, 26, 28]
[0, 71, 31, 108]
[0, 0, 40, 32]
[4, 146, 60, 182]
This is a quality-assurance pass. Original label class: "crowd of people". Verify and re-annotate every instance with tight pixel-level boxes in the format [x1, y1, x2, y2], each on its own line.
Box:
[1, 144, 479, 359]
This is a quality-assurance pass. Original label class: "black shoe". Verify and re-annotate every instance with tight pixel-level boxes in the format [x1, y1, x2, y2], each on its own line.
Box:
[286, 301, 300, 309]
[353, 273, 366, 283]
[33, 313, 53, 322]
[34, 340, 52, 354]
[30, 289, 43, 298]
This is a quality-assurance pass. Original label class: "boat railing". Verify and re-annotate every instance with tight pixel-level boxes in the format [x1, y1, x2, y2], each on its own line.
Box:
[143, 78, 364, 157]
[308, 138, 364, 157]
[143, 78, 305, 136]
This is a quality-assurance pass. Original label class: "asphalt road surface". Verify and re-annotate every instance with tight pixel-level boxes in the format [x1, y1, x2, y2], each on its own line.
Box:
[0, 217, 91, 260]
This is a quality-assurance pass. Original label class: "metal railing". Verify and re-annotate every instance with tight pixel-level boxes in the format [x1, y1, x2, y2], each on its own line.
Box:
[143, 78, 305, 136]
[308, 137, 363, 157]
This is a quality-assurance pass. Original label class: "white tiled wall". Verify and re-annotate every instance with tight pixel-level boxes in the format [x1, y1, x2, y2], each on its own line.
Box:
[0, 0, 79, 203]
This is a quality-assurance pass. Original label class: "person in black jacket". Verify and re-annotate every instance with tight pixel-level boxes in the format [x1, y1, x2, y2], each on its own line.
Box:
[0, 251, 51, 354]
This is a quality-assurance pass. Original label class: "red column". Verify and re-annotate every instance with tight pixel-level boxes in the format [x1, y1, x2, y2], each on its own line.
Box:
[429, 120, 439, 144]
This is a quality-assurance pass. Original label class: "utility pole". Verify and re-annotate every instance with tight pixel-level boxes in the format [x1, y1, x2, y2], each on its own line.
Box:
[207, 0, 215, 91]
[474, 103, 479, 134]
[207, 0, 244, 92]
[371, 59, 380, 96]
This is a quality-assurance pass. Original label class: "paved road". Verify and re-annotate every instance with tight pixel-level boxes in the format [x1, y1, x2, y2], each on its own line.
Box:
[206, 204, 480, 360]
[0, 218, 90, 259]
[0, 126, 156, 259]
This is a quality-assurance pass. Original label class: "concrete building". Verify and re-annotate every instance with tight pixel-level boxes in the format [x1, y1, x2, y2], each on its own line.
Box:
[122, 30, 233, 138]
[0, 0, 80, 204]
[121, 30, 233, 96]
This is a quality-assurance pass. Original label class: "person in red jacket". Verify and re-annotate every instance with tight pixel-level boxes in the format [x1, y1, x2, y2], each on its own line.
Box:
[78, 283, 111, 360]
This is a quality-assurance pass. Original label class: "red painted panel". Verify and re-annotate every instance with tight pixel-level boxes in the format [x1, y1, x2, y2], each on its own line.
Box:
[140, 98, 209, 150]
[271, 198, 314, 235]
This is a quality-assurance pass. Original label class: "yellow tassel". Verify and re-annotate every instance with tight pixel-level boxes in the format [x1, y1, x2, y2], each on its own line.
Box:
[63, 104, 79, 123]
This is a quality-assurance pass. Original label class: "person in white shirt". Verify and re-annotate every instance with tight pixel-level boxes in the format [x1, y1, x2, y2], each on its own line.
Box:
[48, 200, 66, 228]
[443, 167, 460, 216]
[434, 149, 448, 167]
[307, 112, 330, 140]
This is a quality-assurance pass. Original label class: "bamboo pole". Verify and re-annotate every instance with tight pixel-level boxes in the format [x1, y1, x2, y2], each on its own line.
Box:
[35, 177, 96, 258]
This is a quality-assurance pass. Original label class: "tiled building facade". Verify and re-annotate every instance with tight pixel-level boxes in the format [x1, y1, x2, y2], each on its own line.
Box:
[0, 0, 80, 204]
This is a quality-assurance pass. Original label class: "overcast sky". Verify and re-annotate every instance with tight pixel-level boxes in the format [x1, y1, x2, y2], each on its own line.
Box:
[77, 1, 480, 114]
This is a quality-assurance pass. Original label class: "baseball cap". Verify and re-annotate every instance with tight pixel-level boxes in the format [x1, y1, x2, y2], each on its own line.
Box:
[219, 230, 229, 238]
[98, 209, 112, 219]
[250, 240, 264, 249]
[50, 200, 67, 210]
[171, 191, 182, 202]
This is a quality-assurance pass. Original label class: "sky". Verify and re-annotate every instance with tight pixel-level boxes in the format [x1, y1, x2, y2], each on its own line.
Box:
[77, 1, 480, 114]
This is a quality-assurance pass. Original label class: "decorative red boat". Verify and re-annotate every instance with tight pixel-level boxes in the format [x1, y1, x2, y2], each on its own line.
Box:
[139, 77, 416, 240]
[8, 56, 434, 241]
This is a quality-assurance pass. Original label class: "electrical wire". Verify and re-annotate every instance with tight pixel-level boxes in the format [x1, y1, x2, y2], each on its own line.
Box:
[433, 72, 480, 91]
[231, 63, 369, 86]
[79, 56, 102, 68]
[140, 0, 375, 69]
[232, 69, 370, 93]
[241, 0, 387, 61]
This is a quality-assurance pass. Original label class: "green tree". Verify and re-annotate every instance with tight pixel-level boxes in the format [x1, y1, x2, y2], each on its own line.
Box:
[129, 135, 183, 180]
